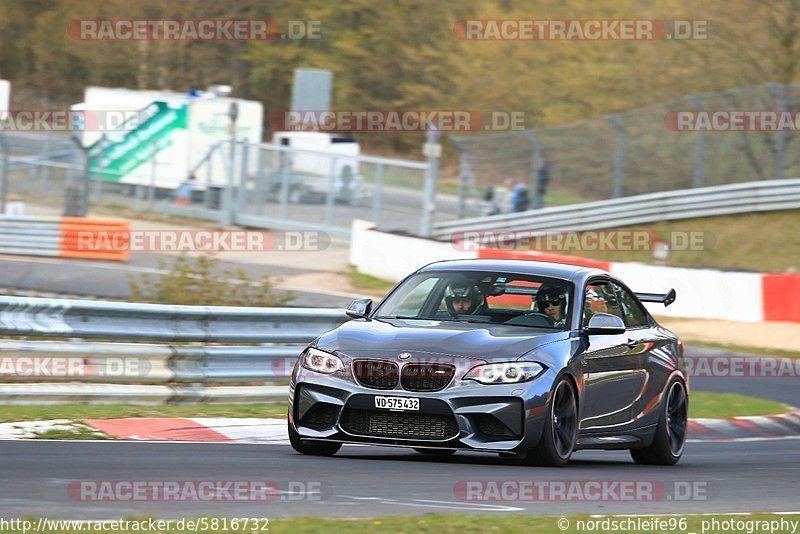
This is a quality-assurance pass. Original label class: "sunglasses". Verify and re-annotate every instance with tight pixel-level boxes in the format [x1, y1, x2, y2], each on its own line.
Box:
[542, 299, 563, 307]
[538, 293, 565, 305]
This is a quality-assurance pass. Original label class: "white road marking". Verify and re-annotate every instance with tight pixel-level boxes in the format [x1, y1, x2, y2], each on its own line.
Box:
[413, 499, 525, 511]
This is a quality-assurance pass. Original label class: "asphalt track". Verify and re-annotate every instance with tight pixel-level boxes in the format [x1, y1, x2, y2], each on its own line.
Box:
[0, 438, 797, 519]
[0, 254, 355, 308]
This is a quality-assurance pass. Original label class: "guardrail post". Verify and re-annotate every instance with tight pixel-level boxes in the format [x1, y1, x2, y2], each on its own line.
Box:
[768, 82, 787, 180]
[606, 115, 626, 198]
[420, 129, 440, 237]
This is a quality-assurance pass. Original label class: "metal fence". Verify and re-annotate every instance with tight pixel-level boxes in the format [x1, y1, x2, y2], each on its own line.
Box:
[0, 130, 449, 237]
[451, 83, 800, 216]
[162, 138, 441, 237]
[0, 295, 350, 403]
[433, 178, 800, 238]
[6, 84, 800, 238]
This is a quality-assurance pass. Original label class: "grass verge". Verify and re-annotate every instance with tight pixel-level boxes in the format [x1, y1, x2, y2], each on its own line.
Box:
[521, 210, 800, 272]
[688, 391, 789, 419]
[0, 392, 789, 426]
[0, 403, 288, 423]
[1, 513, 791, 533]
[343, 267, 395, 295]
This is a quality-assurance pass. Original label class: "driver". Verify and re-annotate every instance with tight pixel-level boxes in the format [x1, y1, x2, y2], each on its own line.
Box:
[444, 278, 485, 315]
[535, 285, 568, 327]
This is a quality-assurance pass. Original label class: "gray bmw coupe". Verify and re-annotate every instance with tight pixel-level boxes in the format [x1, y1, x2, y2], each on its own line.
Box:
[289, 259, 686, 467]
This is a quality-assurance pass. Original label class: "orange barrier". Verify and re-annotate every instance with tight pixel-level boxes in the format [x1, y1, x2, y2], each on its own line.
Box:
[477, 247, 612, 271]
[474, 249, 611, 308]
[762, 273, 800, 322]
[59, 217, 130, 261]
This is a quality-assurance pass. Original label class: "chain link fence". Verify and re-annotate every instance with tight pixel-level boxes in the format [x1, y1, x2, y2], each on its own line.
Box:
[0, 131, 446, 236]
[4, 83, 798, 236]
[452, 83, 800, 214]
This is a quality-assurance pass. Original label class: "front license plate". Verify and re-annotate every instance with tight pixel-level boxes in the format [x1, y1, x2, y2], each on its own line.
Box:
[374, 396, 420, 411]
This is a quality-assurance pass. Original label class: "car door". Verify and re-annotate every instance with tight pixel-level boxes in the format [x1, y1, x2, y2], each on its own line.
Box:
[610, 280, 663, 427]
[579, 279, 646, 430]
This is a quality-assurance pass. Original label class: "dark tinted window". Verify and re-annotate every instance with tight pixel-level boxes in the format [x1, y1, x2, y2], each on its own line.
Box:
[611, 282, 649, 328]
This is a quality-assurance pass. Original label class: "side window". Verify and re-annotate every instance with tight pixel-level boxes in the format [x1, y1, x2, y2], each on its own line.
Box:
[582, 281, 625, 327]
[610, 282, 649, 328]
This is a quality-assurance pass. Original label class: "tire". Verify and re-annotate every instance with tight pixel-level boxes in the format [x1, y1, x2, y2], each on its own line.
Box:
[630, 378, 688, 465]
[525, 377, 578, 467]
[413, 448, 456, 457]
[288, 420, 341, 457]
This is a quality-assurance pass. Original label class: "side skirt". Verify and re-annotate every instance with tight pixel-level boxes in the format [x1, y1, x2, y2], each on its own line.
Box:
[575, 423, 657, 450]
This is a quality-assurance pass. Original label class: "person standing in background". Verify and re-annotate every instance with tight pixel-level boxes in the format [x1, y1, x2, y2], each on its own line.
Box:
[175, 174, 196, 205]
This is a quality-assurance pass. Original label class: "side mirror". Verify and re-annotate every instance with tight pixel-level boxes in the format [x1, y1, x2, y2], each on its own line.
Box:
[346, 298, 373, 319]
[583, 312, 626, 335]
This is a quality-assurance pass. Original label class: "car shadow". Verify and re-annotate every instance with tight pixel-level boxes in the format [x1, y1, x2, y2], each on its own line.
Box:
[327, 448, 643, 468]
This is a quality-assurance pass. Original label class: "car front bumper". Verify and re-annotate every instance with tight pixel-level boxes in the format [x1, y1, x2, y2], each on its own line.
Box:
[289, 365, 557, 454]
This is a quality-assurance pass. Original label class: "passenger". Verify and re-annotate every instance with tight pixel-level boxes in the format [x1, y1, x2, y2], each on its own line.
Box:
[535, 285, 568, 327]
[585, 287, 608, 314]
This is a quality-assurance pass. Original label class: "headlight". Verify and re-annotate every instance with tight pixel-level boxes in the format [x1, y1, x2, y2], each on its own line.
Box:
[464, 362, 545, 384]
[302, 347, 344, 374]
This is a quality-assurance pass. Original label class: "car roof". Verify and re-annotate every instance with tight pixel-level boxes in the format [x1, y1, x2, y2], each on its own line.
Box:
[418, 259, 610, 282]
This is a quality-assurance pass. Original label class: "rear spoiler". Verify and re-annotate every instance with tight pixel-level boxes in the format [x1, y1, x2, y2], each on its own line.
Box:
[635, 288, 676, 307]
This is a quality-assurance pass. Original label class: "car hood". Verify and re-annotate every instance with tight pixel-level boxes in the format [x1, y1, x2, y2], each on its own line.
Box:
[315, 317, 569, 363]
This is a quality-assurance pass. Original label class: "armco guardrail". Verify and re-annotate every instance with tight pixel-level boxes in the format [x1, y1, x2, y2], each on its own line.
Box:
[0, 296, 349, 403]
[433, 178, 800, 238]
[0, 296, 346, 342]
[0, 216, 130, 261]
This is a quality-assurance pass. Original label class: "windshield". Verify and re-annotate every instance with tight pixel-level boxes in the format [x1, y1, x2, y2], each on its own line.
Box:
[374, 270, 573, 330]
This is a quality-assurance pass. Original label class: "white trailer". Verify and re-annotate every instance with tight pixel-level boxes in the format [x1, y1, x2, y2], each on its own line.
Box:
[270, 131, 365, 204]
[75, 86, 262, 191]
